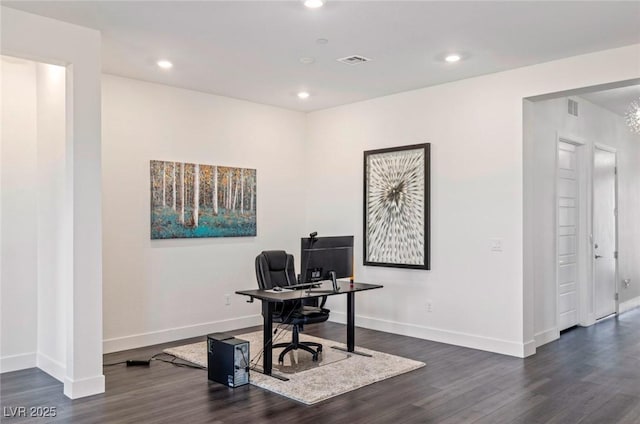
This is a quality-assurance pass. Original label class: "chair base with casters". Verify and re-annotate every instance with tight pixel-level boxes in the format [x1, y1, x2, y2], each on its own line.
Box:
[274, 324, 323, 363]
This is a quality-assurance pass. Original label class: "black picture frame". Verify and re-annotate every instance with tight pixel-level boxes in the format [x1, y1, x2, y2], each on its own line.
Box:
[363, 143, 430, 270]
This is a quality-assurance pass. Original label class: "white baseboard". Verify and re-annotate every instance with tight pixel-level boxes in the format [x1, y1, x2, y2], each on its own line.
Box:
[620, 296, 640, 314]
[103, 314, 262, 353]
[64, 375, 105, 399]
[0, 352, 37, 373]
[534, 327, 559, 348]
[523, 339, 536, 357]
[329, 312, 529, 358]
[580, 314, 596, 327]
[37, 352, 65, 382]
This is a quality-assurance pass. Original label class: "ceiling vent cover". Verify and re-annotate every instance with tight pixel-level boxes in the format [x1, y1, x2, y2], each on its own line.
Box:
[568, 99, 579, 117]
[337, 55, 372, 65]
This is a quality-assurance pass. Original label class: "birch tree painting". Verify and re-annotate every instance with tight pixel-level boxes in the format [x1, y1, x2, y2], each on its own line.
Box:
[150, 160, 256, 239]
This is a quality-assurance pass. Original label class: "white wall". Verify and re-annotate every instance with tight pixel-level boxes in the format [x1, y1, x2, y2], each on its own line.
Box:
[529, 95, 640, 344]
[101, 75, 307, 352]
[36, 62, 67, 381]
[306, 44, 640, 357]
[1, 6, 103, 399]
[1, 57, 67, 381]
[0, 57, 39, 372]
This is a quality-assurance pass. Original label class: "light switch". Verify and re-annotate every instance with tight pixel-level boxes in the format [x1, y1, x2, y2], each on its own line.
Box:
[490, 238, 503, 252]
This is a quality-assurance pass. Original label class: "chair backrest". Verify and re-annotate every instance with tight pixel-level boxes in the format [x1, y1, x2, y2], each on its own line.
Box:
[255, 250, 296, 290]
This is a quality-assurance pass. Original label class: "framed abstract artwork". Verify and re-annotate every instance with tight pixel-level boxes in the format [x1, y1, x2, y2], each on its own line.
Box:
[150, 160, 256, 239]
[363, 143, 430, 269]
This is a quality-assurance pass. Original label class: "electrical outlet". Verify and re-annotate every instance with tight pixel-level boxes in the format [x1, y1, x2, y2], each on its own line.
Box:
[224, 294, 231, 306]
[426, 301, 432, 313]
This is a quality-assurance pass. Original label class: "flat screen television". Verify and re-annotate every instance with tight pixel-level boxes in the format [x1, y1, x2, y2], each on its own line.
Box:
[300, 235, 354, 291]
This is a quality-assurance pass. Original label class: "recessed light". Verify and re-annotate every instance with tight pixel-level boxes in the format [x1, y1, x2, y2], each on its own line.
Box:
[297, 91, 310, 99]
[157, 60, 173, 69]
[444, 54, 461, 63]
[300, 57, 316, 65]
[304, 0, 325, 9]
[316, 38, 329, 45]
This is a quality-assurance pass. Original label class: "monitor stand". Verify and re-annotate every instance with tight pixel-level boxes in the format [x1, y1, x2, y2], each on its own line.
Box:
[329, 271, 340, 292]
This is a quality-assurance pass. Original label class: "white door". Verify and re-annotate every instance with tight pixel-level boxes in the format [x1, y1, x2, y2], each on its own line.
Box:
[593, 147, 617, 320]
[557, 141, 579, 331]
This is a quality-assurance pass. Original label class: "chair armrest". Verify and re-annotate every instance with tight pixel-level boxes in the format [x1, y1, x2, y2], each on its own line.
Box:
[301, 295, 329, 314]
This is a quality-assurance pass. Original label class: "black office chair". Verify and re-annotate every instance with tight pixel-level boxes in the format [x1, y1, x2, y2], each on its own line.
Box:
[255, 250, 329, 363]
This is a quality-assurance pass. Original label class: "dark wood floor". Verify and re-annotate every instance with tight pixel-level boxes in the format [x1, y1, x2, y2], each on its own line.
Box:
[2, 308, 640, 423]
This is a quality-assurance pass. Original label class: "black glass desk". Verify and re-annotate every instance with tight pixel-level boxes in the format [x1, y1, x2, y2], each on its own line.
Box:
[236, 280, 383, 377]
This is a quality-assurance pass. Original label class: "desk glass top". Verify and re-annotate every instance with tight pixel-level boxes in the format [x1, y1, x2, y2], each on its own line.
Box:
[235, 280, 383, 302]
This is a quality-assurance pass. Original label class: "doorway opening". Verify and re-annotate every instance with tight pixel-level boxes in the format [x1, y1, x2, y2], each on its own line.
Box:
[593, 144, 618, 321]
[524, 79, 640, 350]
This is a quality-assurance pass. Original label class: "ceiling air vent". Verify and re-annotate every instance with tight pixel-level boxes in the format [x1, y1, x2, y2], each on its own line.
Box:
[568, 99, 579, 117]
[337, 55, 372, 65]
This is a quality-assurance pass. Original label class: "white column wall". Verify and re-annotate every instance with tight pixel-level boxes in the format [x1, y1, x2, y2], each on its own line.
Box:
[1, 7, 103, 398]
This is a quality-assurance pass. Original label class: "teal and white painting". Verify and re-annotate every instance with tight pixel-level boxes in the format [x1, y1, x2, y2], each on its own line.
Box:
[150, 160, 256, 239]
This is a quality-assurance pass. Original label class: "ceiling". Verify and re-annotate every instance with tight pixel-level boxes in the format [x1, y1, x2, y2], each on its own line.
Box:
[3, 1, 640, 112]
[581, 85, 640, 117]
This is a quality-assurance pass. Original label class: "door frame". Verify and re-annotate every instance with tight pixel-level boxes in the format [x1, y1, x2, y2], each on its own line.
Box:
[592, 143, 619, 318]
[555, 133, 590, 333]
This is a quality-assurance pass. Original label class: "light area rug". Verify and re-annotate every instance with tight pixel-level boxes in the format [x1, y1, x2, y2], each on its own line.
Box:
[164, 330, 425, 405]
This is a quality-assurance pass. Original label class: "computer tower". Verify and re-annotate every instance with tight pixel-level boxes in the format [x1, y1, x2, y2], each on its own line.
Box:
[207, 333, 249, 388]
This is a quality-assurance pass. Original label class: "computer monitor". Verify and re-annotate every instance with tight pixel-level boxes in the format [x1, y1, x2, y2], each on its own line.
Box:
[300, 235, 354, 290]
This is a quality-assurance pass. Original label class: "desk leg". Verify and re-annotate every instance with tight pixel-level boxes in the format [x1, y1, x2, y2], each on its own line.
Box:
[332, 292, 372, 357]
[347, 291, 355, 351]
[262, 301, 273, 376]
[258, 301, 289, 381]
